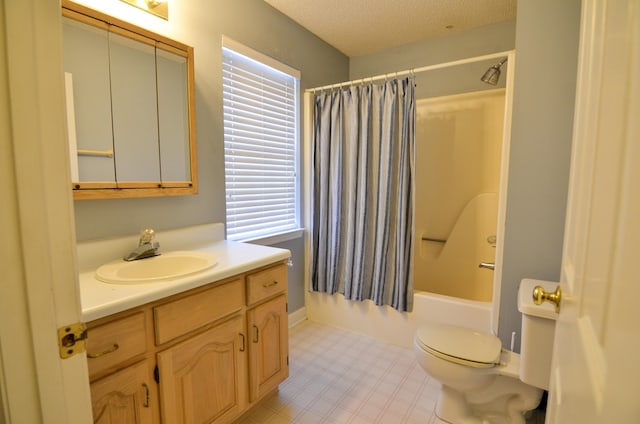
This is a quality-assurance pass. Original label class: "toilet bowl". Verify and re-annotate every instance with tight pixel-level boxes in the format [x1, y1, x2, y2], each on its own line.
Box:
[414, 279, 559, 424]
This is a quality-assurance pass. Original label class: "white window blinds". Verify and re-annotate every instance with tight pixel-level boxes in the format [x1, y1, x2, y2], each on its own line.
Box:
[222, 40, 300, 241]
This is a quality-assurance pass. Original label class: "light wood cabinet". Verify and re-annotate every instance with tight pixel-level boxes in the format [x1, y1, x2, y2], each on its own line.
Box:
[86, 261, 288, 424]
[157, 316, 247, 424]
[86, 311, 148, 380]
[246, 263, 287, 306]
[153, 279, 243, 345]
[247, 295, 289, 401]
[90, 361, 154, 424]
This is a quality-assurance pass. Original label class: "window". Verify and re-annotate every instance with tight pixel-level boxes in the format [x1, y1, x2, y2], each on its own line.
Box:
[222, 38, 300, 242]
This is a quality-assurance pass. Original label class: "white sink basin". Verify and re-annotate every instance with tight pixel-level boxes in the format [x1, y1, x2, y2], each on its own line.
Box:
[95, 251, 217, 284]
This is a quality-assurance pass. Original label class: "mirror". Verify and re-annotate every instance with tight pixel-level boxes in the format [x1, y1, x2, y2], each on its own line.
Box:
[62, 1, 197, 199]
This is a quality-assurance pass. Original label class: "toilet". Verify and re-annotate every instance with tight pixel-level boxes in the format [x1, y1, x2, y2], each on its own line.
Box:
[414, 279, 559, 424]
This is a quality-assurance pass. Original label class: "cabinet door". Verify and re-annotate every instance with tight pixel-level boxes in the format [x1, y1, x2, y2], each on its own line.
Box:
[62, 16, 115, 183]
[247, 295, 289, 401]
[90, 361, 154, 424]
[108, 29, 160, 184]
[157, 315, 247, 424]
[156, 45, 191, 184]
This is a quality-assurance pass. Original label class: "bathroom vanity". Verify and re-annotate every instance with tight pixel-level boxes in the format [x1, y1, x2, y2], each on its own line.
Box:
[78, 224, 290, 423]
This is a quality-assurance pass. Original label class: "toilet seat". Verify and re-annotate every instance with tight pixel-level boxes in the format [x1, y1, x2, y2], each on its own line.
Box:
[415, 324, 502, 369]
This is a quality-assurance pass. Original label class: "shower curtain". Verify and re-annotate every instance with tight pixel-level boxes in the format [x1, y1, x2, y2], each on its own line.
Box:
[310, 78, 415, 312]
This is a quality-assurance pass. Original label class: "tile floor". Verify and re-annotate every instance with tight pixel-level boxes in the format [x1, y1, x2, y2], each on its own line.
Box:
[236, 320, 546, 424]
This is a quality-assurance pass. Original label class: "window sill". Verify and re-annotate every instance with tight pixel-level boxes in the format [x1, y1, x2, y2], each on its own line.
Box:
[241, 228, 304, 246]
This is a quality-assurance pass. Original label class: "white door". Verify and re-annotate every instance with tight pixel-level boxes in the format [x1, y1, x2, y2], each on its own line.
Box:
[0, 0, 93, 423]
[546, 0, 640, 422]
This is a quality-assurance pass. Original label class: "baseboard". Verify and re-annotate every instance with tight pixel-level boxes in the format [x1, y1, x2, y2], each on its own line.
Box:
[288, 306, 307, 328]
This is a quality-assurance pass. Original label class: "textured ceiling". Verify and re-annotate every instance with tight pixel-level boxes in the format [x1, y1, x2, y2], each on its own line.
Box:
[264, 0, 516, 57]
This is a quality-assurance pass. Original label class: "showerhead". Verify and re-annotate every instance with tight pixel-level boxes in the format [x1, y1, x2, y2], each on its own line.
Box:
[481, 58, 508, 85]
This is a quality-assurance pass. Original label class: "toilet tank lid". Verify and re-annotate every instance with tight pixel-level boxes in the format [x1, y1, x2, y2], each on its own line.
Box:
[415, 324, 502, 364]
[518, 279, 560, 320]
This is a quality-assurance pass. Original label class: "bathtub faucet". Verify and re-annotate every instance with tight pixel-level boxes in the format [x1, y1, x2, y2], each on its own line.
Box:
[478, 262, 495, 270]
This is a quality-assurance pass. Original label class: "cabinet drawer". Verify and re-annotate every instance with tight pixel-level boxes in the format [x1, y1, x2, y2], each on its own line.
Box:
[246, 263, 287, 306]
[154, 278, 243, 345]
[87, 311, 147, 380]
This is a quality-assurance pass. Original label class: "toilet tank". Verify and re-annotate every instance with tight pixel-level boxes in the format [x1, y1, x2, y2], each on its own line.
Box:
[517, 279, 559, 390]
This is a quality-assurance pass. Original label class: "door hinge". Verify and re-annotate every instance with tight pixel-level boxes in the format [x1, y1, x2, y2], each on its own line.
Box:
[286, 303, 288, 313]
[154, 365, 160, 384]
[58, 322, 87, 359]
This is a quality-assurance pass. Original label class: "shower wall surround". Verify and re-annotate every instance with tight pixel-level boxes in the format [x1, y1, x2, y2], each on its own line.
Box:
[414, 90, 505, 302]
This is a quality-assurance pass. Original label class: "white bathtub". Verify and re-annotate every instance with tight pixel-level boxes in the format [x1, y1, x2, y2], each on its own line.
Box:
[304, 289, 492, 349]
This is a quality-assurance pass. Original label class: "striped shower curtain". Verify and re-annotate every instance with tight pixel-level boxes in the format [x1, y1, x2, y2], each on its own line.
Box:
[310, 78, 415, 312]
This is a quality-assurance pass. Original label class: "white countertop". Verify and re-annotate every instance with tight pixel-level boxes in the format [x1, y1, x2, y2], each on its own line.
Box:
[78, 223, 291, 322]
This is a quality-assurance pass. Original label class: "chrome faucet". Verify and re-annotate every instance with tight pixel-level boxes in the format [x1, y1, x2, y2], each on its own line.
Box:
[124, 228, 160, 261]
[478, 262, 495, 270]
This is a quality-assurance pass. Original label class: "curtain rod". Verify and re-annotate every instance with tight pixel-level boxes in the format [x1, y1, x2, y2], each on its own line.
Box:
[305, 50, 514, 92]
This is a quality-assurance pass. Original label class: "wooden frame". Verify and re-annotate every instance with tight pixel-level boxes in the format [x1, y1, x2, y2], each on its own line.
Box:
[62, 0, 198, 200]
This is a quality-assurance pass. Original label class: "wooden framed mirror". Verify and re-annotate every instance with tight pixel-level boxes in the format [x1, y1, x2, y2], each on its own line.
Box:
[62, 1, 197, 199]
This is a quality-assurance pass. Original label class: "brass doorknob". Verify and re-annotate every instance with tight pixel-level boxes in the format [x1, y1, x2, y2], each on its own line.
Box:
[532, 285, 562, 313]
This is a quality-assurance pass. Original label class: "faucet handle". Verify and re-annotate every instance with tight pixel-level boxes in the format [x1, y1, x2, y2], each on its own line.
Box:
[478, 262, 495, 270]
[139, 228, 155, 246]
